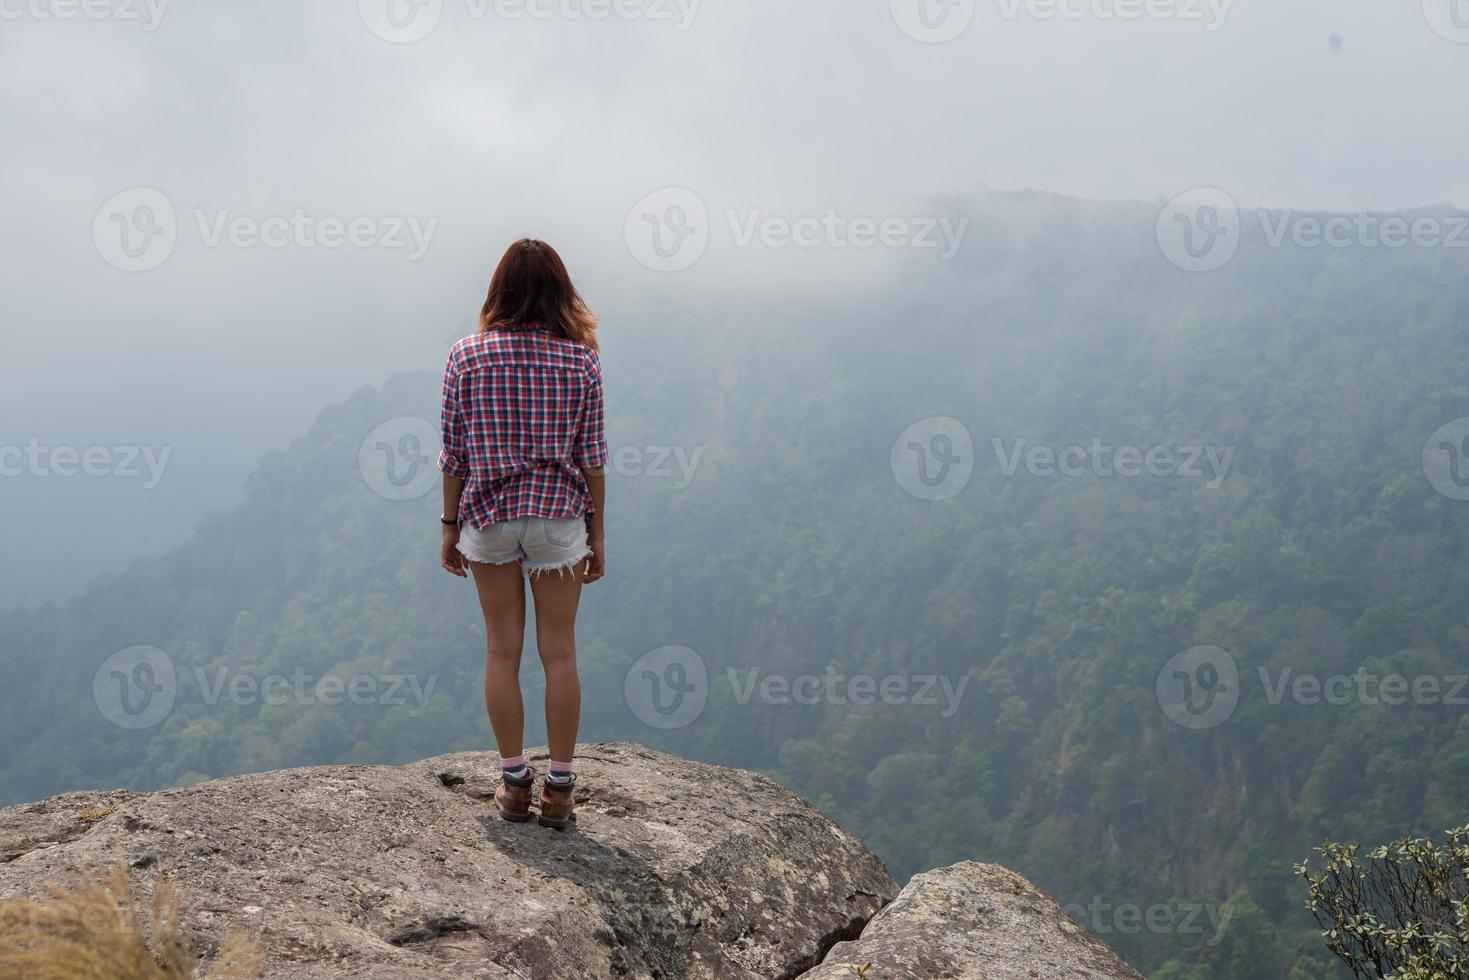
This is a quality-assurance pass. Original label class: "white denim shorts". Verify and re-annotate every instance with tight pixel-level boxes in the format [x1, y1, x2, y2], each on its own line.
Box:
[458, 516, 591, 577]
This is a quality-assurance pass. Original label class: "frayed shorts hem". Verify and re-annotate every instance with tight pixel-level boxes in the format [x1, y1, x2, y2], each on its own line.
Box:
[465, 548, 591, 579]
[523, 547, 593, 579]
[457, 516, 590, 579]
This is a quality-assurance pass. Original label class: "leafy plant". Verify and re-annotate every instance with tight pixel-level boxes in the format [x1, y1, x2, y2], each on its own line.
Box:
[1297, 826, 1469, 979]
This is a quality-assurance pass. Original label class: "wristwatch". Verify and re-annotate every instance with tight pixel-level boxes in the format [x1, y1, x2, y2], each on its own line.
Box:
[441, 516, 459, 526]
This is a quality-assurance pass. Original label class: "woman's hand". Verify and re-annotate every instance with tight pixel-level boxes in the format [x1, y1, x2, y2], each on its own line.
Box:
[583, 534, 605, 584]
[441, 525, 467, 578]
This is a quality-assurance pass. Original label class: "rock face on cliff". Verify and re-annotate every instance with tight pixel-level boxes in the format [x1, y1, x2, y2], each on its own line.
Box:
[0, 743, 1144, 979]
[803, 862, 1147, 980]
[0, 743, 892, 978]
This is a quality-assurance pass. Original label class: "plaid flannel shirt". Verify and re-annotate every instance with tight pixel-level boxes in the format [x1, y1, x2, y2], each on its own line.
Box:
[438, 326, 608, 529]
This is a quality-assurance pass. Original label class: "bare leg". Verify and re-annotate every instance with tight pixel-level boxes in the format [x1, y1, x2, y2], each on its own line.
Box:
[528, 566, 583, 765]
[469, 560, 528, 760]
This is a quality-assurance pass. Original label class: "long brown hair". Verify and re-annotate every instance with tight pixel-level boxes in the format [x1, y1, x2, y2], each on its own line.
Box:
[479, 239, 598, 350]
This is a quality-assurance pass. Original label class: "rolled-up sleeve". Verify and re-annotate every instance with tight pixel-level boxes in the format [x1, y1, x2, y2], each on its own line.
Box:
[438, 350, 470, 478]
[574, 350, 609, 469]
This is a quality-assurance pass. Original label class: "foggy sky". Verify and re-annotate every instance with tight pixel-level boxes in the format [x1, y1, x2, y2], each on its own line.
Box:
[2, 0, 1466, 606]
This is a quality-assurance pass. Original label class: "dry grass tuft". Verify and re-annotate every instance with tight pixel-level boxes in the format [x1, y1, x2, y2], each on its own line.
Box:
[76, 806, 118, 825]
[0, 862, 262, 980]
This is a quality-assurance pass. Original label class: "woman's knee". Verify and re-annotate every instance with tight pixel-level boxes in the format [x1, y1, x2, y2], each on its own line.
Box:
[537, 638, 577, 668]
[486, 637, 523, 664]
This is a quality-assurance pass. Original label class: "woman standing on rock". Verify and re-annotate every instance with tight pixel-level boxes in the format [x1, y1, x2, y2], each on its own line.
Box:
[437, 239, 607, 829]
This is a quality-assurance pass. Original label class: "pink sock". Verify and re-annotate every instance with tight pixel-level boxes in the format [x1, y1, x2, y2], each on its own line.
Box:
[548, 761, 573, 783]
[501, 755, 527, 775]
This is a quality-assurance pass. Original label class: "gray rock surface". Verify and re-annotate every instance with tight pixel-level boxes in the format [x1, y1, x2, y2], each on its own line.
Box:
[0, 742, 896, 979]
[801, 861, 1147, 980]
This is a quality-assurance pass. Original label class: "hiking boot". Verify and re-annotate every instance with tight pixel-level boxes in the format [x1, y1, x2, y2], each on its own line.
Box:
[538, 775, 576, 829]
[495, 768, 535, 822]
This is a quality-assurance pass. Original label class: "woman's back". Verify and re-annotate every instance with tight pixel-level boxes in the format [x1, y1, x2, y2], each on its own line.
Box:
[440, 325, 607, 531]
